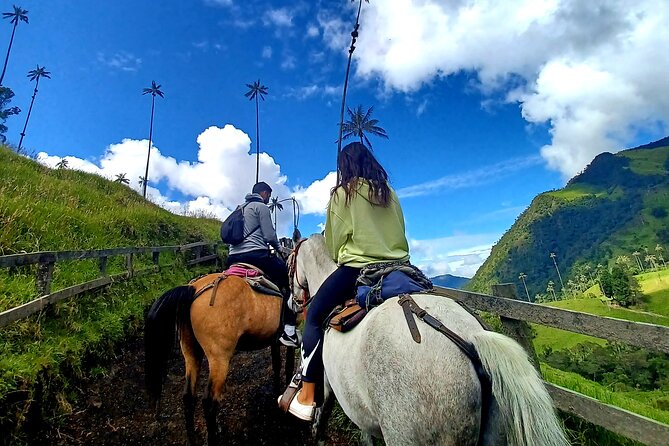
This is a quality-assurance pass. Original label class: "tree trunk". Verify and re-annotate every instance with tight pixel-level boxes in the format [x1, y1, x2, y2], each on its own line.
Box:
[0, 23, 17, 85]
[255, 95, 259, 183]
[17, 78, 39, 151]
[143, 96, 155, 199]
[336, 0, 365, 183]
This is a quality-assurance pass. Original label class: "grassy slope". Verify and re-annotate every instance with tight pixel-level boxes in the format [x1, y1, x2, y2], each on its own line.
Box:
[531, 272, 669, 431]
[533, 270, 669, 351]
[0, 146, 224, 440]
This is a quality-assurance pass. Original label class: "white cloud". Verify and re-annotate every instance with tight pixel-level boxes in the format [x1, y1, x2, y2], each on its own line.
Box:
[263, 8, 294, 27]
[262, 46, 273, 59]
[96, 51, 142, 72]
[204, 0, 232, 6]
[306, 24, 320, 38]
[35, 125, 295, 228]
[286, 84, 341, 100]
[292, 171, 337, 215]
[397, 156, 543, 198]
[321, 0, 669, 179]
[409, 233, 500, 278]
[281, 54, 296, 70]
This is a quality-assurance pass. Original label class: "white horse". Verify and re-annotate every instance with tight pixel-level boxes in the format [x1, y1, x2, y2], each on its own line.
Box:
[289, 234, 570, 446]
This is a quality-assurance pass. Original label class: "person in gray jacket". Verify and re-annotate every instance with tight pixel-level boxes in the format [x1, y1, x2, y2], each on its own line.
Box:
[225, 182, 299, 348]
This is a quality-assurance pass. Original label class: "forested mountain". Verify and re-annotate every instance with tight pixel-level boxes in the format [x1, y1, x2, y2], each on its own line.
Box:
[467, 137, 669, 298]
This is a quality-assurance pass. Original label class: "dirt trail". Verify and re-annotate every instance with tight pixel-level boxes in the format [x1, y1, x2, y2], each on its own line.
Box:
[33, 338, 352, 446]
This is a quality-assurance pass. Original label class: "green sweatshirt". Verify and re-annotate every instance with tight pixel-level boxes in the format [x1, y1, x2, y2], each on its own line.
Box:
[325, 180, 410, 267]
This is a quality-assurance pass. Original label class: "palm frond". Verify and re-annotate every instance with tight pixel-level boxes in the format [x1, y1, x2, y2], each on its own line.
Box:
[342, 104, 388, 147]
[245, 79, 269, 101]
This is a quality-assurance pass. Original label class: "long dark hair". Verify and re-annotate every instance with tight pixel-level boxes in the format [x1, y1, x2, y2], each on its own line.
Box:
[333, 141, 390, 207]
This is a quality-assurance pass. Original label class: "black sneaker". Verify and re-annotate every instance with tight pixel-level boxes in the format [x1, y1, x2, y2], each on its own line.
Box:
[279, 331, 300, 348]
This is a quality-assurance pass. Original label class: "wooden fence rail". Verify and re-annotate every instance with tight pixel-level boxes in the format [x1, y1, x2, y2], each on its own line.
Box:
[0, 241, 220, 329]
[432, 284, 669, 446]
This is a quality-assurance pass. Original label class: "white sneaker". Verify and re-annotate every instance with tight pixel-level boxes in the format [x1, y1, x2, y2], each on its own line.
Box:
[287, 389, 315, 421]
[279, 331, 300, 348]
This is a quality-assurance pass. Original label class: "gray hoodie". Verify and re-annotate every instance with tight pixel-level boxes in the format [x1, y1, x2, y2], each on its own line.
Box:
[228, 193, 280, 255]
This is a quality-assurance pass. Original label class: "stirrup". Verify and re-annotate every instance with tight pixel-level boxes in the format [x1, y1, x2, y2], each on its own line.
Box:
[278, 372, 302, 413]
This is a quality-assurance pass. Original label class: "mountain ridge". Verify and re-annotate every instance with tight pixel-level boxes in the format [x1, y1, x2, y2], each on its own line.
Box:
[467, 137, 669, 298]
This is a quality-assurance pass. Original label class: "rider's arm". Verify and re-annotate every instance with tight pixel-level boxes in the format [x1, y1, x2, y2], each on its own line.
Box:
[257, 204, 281, 251]
[324, 189, 351, 263]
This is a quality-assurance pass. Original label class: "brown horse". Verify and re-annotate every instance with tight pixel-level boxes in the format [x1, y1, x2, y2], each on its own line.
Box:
[144, 273, 296, 445]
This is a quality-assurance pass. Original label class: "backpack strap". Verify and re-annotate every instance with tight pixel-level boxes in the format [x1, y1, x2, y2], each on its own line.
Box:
[240, 202, 261, 240]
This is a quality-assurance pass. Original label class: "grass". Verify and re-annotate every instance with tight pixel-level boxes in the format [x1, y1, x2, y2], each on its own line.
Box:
[546, 185, 605, 201]
[621, 146, 669, 175]
[0, 145, 226, 443]
[542, 364, 669, 425]
[636, 268, 669, 316]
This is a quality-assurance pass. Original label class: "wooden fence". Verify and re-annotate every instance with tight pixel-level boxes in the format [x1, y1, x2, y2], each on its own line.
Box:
[0, 241, 220, 328]
[432, 284, 669, 446]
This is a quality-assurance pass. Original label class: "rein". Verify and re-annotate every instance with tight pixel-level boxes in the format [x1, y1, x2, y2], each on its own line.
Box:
[287, 239, 312, 309]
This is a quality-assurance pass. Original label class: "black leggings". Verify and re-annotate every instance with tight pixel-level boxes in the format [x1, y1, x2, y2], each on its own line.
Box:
[301, 265, 361, 383]
[226, 250, 296, 326]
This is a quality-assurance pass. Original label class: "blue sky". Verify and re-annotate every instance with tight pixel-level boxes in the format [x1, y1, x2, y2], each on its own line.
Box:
[3, 0, 668, 277]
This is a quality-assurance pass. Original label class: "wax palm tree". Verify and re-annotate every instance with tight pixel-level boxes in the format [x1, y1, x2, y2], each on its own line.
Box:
[268, 196, 284, 228]
[336, 0, 370, 182]
[141, 81, 164, 199]
[645, 254, 658, 270]
[55, 158, 68, 169]
[546, 281, 556, 301]
[114, 173, 129, 184]
[341, 105, 388, 149]
[549, 252, 564, 292]
[1, 5, 29, 85]
[244, 79, 268, 183]
[518, 272, 530, 302]
[632, 251, 644, 271]
[138, 176, 146, 188]
[17, 65, 50, 152]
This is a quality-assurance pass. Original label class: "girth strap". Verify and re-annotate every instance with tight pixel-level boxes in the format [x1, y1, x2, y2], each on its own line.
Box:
[191, 274, 227, 306]
[397, 294, 492, 446]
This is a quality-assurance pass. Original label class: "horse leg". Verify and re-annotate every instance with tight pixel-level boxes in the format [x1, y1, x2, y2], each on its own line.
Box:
[284, 346, 296, 387]
[270, 343, 281, 394]
[312, 376, 335, 445]
[202, 354, 232, 446]
[181, 329, 204, 446]
[360, 432, 374, 446]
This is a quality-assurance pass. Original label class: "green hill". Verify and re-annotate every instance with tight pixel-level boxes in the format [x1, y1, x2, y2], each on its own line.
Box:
[468, 137, 669, 298]
[0, 145, 224, 442]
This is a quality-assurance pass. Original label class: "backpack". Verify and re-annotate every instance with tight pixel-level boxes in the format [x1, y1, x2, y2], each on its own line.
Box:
[220, 203, 260, 245]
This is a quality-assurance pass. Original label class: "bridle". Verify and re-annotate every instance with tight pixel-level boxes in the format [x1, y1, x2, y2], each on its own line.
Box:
[287, 238, 312, 310]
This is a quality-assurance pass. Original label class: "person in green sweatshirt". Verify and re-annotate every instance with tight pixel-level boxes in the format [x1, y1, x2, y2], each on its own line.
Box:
[283, 141, 410, 421]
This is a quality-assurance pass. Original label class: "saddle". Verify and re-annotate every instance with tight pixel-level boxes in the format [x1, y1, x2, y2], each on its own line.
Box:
[191, 263, 283, 306]
[327, 265, 432, 332]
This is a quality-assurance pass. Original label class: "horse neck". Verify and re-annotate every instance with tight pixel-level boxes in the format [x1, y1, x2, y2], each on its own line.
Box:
[300, 236, 337, 295]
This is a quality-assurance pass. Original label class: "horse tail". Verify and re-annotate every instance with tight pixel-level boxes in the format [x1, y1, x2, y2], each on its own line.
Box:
[144, 285, 197, 406]
[470, 331, 570, 446]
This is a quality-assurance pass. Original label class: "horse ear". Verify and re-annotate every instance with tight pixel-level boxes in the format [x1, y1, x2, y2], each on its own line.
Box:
[292, 227, 302, 244]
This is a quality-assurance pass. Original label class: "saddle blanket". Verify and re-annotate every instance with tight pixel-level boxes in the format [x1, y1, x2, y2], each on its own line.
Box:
[223, 263, 282, 298]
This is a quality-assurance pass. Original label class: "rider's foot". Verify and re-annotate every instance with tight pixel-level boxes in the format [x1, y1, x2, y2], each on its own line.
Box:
[279, 331, 300, 348]
[287, 389, 315, 421]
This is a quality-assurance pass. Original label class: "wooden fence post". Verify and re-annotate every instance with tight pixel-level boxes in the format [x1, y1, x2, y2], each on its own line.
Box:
[126, 253, 134, 278]
[194, 245, 202, 264]
[491, 283, 540, 370]
[36, 261, 55, 296]
[99, 256, 108, 276]
[152, 251, 160, 267]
